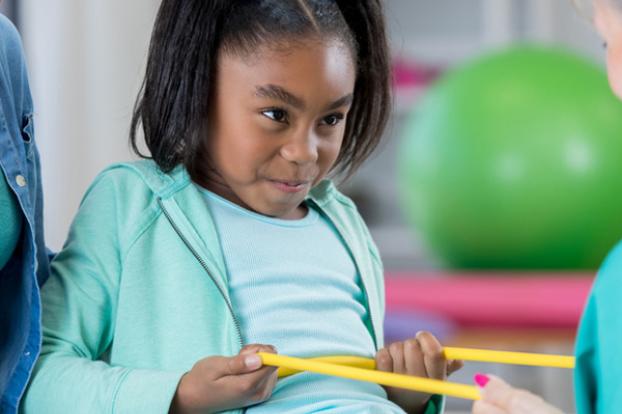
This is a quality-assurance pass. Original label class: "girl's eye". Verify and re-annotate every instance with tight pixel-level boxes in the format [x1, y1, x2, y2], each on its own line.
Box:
[262, 109, 288, 123]
[322, 113, 345, 126]
[603, 42, 608, 49]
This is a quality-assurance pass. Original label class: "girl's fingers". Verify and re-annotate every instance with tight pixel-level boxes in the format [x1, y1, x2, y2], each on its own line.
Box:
[389, 341, 406, 374]
[240, 344, 277, 355]
[251, 364, 279, 401]
[416, 331, 446, 380]
[402, 338, 427, 377]
[217, 343, 277, 379]
[376, 347, 393, 372]
[448, 359, 465, 376]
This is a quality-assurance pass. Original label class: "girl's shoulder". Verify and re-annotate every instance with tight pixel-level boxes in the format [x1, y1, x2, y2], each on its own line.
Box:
[88, 159, 190, 198]
[80, 159, 190, 224]
[74, 160, 192, 253]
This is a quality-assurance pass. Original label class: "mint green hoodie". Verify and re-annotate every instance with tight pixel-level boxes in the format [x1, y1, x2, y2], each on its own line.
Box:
[19, 160, 389, 413]
[22, 160, 443, 414]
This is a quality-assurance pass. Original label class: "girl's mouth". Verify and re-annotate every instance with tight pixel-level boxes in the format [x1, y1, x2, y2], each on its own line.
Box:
[268, 179, 310, 193]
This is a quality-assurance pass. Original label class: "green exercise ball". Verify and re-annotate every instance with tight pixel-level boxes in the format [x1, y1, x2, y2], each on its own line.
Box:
[398, 46, 622, 269]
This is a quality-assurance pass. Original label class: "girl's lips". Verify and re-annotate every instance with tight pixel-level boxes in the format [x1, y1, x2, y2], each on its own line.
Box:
[268, 179, 310, 193]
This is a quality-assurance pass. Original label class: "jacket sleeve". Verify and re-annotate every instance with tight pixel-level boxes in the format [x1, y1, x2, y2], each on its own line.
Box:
[573, 240, 622, 414]
[574, 290, 598, 414]
[21, 171, 185, 414]
[423, 394, 445, 414]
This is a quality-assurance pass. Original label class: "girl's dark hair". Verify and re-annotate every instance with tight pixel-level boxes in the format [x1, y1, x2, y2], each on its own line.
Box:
[130, 0, 392, 179]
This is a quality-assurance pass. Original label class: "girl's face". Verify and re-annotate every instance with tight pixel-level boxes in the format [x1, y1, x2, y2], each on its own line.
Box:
[594, 0, 622, 98]
[202, 39, 356, 220]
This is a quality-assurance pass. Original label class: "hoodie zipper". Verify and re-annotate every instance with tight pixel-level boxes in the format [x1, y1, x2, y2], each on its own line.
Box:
[157, 197, 244, 349]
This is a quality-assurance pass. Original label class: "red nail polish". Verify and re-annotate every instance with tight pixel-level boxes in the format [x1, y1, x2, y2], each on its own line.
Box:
[474, 373, 490, 387]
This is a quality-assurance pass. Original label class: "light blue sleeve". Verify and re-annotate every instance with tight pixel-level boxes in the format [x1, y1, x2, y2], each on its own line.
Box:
[20, 173, 185, 414]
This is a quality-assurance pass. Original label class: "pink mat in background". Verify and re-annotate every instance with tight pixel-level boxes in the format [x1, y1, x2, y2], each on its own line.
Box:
[385, 272, 595, 328]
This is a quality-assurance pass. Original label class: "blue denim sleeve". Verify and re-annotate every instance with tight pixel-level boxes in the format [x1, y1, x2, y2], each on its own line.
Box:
[0, 13, 50, 414]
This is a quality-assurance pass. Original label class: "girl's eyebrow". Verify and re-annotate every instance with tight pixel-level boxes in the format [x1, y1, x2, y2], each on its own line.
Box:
[326, 94, 354, 111]
[255, 84, 306, 110]
[255, 84, 353, 111]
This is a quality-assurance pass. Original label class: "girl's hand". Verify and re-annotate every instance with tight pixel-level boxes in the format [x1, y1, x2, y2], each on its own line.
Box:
[375, 331, 464, 414]
[472, 375, 564, 414]
[169, 344, 278, 414]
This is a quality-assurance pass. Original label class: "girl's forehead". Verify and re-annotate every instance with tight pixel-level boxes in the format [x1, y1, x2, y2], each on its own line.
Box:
[220, 38, 356, 79]
[217, 40, 356, 102]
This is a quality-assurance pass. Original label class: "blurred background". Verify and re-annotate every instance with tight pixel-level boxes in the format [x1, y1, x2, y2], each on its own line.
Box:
[4, 1, 622, 412]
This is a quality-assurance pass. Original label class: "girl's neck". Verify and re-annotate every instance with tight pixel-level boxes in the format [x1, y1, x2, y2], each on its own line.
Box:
[194, 168, 309, 220]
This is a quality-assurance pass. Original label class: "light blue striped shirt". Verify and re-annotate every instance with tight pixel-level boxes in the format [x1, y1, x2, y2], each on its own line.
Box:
[203, 189, 404, 413]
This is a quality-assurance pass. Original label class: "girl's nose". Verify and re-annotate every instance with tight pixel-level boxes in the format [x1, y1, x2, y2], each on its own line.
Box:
[280, 131, 319, 164]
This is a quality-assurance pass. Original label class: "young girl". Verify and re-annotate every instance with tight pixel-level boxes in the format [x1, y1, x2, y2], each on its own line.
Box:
[473, 0, 622, 412]
[22, 1, 461, 413]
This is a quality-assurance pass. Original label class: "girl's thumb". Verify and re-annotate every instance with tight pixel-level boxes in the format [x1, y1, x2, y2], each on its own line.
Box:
[225, 353, 263, 375]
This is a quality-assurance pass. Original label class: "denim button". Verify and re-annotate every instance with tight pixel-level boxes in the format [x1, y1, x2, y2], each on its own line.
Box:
[24, 351, 31, 357]
[16, 175, 27, 187]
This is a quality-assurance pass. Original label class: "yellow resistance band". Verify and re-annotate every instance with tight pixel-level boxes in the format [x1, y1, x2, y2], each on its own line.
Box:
[259, 352, 481, 401]
[444, 347, 575, 369]
[275, 347, 574, 378]
[260, 347, 575, 399]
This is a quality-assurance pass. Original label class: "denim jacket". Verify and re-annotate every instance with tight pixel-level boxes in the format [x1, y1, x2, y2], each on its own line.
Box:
[0, 14, 50, 414]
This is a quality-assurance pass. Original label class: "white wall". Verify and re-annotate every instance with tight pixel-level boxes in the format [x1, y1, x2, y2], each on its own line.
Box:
[21, 1, 158, 249]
